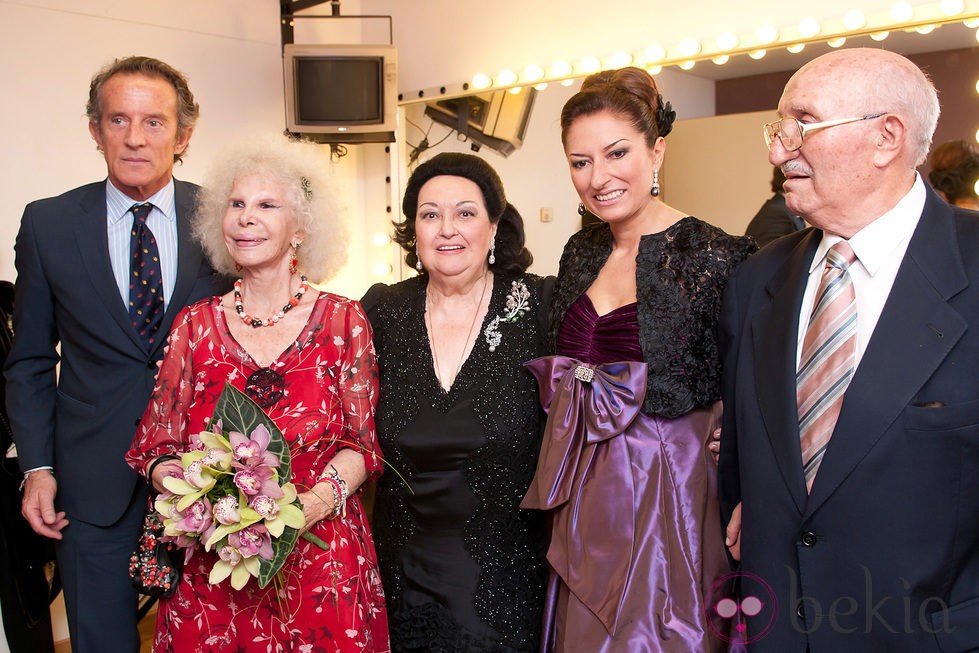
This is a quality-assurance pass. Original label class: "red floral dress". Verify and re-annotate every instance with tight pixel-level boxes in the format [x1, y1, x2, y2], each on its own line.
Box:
[126, 292, 390, 653]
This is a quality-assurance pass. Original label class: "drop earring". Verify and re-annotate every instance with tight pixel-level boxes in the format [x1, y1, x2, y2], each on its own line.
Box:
[289, 243, 299, 275]
[651, 171, 661, 197]
[488, 240, 496, 265]
[578, 203, 585, 216]
[415, 249, 423, 271]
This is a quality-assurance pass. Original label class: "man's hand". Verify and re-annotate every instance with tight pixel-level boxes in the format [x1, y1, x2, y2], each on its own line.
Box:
[150, 458, 184, 494]
[708, 427, 722, 465]
[21, 469, 68, 539]
[726, 501, 742, 561]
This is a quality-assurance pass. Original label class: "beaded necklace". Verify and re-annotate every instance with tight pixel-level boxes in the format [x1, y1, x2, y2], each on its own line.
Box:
[234, 275, 309, 328]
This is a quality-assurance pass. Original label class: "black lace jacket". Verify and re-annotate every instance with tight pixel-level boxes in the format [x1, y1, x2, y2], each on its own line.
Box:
[548, 217, 757, 417]
[362, 273, 552, 652]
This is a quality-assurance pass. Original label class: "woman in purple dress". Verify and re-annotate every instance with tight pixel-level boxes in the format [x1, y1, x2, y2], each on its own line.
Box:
[521, 67, 756, 651]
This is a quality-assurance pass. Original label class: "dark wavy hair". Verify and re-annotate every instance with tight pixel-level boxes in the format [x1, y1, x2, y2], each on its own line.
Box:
[86, 56, 199, 164]
[560, 66, 676, 148]
[394, 152, 533, 275]
[928, 139, 979, 205]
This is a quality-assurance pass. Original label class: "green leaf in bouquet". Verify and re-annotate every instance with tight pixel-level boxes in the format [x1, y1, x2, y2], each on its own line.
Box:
[258, 524, 300, 588]
[213, 382, 292, 480]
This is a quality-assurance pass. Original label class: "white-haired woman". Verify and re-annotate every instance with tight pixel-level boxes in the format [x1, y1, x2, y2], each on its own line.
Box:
[126, 135, 390, 652]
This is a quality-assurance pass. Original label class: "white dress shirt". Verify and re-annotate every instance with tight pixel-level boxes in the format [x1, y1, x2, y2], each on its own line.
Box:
[105, 178, 179, 308]
[796, 174, 927, 371]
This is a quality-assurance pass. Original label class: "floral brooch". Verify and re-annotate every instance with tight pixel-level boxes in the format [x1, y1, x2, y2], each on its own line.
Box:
[484, 279, 531, 352]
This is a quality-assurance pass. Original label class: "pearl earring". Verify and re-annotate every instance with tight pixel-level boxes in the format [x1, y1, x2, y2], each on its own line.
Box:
[651, 170, 661, 197]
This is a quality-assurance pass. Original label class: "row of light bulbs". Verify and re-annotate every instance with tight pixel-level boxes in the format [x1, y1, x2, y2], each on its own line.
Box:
[467, 2, 979, 94]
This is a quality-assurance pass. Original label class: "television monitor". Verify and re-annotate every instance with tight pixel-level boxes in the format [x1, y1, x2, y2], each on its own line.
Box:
[424, 88, 536, 157]
[283, 43, 397, 144]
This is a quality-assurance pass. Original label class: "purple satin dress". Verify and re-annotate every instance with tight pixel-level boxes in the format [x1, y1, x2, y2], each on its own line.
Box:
[522, 294, 728, 652]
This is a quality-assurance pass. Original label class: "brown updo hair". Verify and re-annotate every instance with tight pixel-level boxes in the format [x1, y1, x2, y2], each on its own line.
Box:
[560, 66, 676, 148]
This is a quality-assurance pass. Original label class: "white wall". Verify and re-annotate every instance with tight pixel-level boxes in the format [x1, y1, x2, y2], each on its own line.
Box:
[0, 0, 388, 298]
[400, 66, 716, 276]
[362, 0, 922, 95]
[665, 109, 780, 237]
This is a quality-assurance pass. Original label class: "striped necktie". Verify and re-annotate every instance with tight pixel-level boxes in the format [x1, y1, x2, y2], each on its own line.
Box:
[128, 202, 165, 348]
[797, 241, 858, 491]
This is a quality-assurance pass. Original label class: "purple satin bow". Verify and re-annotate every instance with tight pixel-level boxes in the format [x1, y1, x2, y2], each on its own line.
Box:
[521, 355, 647, 634]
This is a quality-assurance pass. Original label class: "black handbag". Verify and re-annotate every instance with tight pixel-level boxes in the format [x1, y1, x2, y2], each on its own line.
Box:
[129, 506, 182, 598]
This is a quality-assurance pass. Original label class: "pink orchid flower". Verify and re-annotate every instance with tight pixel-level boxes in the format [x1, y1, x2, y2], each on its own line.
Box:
[228, 523, 274, 560]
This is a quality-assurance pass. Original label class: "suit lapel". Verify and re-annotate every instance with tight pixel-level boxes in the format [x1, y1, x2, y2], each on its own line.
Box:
[74, 184, 148, 351]
[155, 180, 205, 356]
[752, 230, 821, 514]
[804, 193, 967, 516]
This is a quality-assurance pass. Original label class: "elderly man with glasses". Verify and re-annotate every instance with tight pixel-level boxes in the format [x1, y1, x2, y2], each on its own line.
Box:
[718, 47, 979, 652]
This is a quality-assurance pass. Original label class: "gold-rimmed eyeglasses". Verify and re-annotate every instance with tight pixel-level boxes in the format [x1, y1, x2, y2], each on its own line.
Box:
[763, 113, 886, 151]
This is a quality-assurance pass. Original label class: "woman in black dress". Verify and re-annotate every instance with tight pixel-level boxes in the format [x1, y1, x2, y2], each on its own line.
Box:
[362, 153, 551, 652]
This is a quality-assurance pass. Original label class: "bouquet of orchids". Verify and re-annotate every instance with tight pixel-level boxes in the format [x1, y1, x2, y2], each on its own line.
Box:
[154, 383, 327, 590]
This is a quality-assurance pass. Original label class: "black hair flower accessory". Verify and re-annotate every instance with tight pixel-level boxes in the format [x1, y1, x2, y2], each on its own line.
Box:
[655, 96, 676, 138]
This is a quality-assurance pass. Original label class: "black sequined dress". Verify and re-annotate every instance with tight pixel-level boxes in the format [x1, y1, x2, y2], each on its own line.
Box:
[362, 273, 551, 653]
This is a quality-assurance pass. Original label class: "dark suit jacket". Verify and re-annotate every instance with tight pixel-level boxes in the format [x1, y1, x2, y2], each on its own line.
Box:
[719, 187, 979, 652]
[744, 193, 806, 248]
[5, 179, 229, 526]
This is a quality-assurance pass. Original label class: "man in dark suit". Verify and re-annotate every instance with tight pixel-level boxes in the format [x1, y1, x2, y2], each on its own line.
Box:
[745, 166, 806, 247]
[5, 56, 229, 652]
[719, 48, 979, 651]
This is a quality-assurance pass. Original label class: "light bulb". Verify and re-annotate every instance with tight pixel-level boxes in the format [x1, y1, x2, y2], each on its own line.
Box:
[646, 64, 663, 75]
[550, 60, 573, 78]
[964, 18, 979, 28]
[678, 60, 696, 70]
[787, 43, 805, 54]
[471, 73, 492, 90]
[870, 31, 890, 41]
[756, 25, 779, 44]
[522, 64, 544, 83]
[827, 37, 847, 48]
[798, 18, 821, 38]
[577, 56, 601, 74]
[678, 39, 702, 57]
[534, 83, 548, 91]
[891, 2, 914, 22]
[495, 69, 517, 86]
[712, 55, 730, 65]
[371, 233, 390, 248]
[843, 10, 866, 30]
[749, 49, 767, 60]
[372, 263, 393, 277]
[716, 32, 739, 51]
[915, 24, 936, 34]
[605, 50, 633, 69]
[941, 0, 964, 15]
[644, 44, 667, 62]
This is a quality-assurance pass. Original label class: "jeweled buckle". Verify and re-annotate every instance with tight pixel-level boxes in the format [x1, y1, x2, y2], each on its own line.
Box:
[573, 365, 594, 383]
